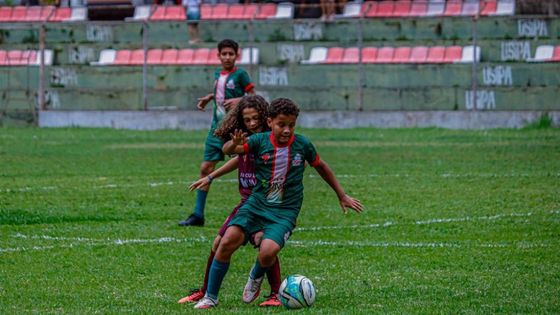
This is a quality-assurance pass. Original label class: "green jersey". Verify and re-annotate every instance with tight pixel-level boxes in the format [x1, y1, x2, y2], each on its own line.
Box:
[211, 67, 254, 130]
[242, 131, 321, 223]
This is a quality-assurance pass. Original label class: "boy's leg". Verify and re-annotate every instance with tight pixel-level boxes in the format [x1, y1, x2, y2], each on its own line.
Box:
[258, 257, 282, 307]
[243, 239, 282, 303]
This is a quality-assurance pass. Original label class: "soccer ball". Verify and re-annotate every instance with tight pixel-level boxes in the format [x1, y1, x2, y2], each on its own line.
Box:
[279, 275, 316, 309]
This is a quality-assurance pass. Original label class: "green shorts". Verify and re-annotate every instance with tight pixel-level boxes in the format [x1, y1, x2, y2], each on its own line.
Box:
[203, 131, 225, 162]
[228, 204, 295, 248]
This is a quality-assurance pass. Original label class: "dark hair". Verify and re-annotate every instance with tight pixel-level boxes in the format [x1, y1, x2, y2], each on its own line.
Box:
[217, 39, 239, 54]
[214, 95, 270, 141]
[269, 98, 300, 118]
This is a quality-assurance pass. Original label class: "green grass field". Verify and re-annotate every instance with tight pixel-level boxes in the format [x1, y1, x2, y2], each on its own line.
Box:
[1, 126, 559, 314]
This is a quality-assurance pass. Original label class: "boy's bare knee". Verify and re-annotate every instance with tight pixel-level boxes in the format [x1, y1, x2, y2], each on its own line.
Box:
[212, 235, 222, 253]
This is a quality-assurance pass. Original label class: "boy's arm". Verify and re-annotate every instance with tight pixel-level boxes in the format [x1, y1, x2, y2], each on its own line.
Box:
[197, 93, 214, 111]
[313, 160, 364, 214]
[189, 156, 239, 191]
[223, 88, 255, 111]
[222, 129, 247, 155]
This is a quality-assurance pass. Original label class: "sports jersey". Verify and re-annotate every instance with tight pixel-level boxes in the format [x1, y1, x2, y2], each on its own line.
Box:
[238, 153, 257, 201]
[211, 67, 254, 130]
[241, 131, 321, 224]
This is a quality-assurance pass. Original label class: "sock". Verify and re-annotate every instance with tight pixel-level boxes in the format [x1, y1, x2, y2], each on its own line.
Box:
[200, 250, 215, 293]
[266, 257, 281, 294]
[205, 259, 229, 300]
[250, 258, 269, 280]
[193, 189, 208, 218]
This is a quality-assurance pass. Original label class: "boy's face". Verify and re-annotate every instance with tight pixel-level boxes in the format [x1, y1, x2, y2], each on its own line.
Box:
[267, 114, 297, 145]
[218, 47, 237, 71]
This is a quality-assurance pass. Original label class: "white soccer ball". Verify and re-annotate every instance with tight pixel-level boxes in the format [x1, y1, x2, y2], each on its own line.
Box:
[279, 274, 316, 309]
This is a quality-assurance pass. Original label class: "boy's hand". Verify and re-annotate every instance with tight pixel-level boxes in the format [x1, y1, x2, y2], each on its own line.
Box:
[189, 177, 211, 191]
[339, 195, 363, 214]
[196, 95, 212, 111]
[230, 129, 247, 146]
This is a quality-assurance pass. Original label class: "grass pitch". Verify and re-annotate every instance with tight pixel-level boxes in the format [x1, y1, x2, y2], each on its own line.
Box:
[1, 126, 559, 314]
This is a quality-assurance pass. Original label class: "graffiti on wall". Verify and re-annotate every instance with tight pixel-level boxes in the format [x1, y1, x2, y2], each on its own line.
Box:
[259, 66, 288, 86]
[277, 44, 305, 62]
[518, 19, 548, 38]
[482, 65, 513, 86]
[68, 46, 96, 64]
[86, 25, 113, 42]
[293, 22, 322, 41]
[51, 67, 78, 87]
[465, 90, 496, 110]
[500, 41, 531, 61]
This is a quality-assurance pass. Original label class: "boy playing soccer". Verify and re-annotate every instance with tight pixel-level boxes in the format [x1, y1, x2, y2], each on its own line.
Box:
[193, 98, 364, 309]
[179, 39, 255, 227]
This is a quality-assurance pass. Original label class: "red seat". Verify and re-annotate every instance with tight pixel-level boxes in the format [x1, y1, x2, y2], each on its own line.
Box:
[0, 50, 7, 66]
[256, 3, 276, 19]
[200, 4, 212, 19]
[392, 47, 411, 63]
[341, 47, 360, 63]
[22, 50, 37, 64]
[7, 50, 24, 66]
[325, 47, 344, 64]
[149, 6, 166, 20]
[162, 49, 178, 65]
[393, 0, 411, 17]
[166, 6, 185, 20]
[178, 49, 194, 64]
[444, 0, 463, 16]
[114, 50, 132, 65]
[49, 7, 71, 22]
[41, 6, 55, 20]
[410, 46, 428, 63]
[0, 7, 12, 22]
[553, 46, 560, 62]
[25, 6, 43, 22]
[480, 0, 497, 15]
[443, 46, 462, 63]
[130, 49, 145, 65]
[376, 47, 394, 63]
[243, 4, 258, 19]
[374, 1, 394, 17]
[227, 4, 245, 19]
[362, 47, 378, 63]
[11, 6, 27, 22]
[147, 49, 163, 64]
[212, 4, 228, 20]
[409, 0, 428, 16]
[426, 46, 446, 63]
[362, 1, 376, 17]
[193, 48, 210, 65]
[207, 48, 220, 65]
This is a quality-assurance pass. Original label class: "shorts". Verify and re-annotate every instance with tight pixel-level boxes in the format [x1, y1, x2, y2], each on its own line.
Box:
[228, 204, 295, 248]
[187, 9, 200, 24]
[217, 201, 243, 237]
[203, 131, 225, 162]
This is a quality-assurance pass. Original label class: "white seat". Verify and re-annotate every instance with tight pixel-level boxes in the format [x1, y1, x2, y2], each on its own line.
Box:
[90, 49, 116, 66]
[301, 47, 327, 64]
[426, 0, 445, 16]
[33, 50, 53, 66]
[456, 45, 481, 63]
[239, 48, 259, 65]
[341, 1, 362, 18]
[69, 7, 87, 21]
[528, 45, 554, 62]
[126, 5, 152, 21]
[461, 0, 480, 16]
[494, 0, 515, 16]
[274, 2, 293, 19]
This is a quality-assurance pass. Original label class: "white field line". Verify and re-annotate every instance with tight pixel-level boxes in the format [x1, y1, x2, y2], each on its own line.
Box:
[2, 172, 560, 193]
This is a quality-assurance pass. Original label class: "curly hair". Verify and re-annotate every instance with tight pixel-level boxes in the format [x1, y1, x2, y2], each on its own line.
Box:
[214, 95, 270, 141]
[269, 98, 300, 118]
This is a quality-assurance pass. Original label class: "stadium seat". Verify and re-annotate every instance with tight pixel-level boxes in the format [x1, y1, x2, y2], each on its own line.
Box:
[129, 49, 145, 65]
[444, 0, 462, 16]
[410, 46, 428, 63]
[161, 49, 178, 65]
[239, 47, 259, 65]
[24, 6, 54, 22]
[147, 49, 163, 65]
[227, 4, 245, 20]
[457, 45, 480, 63]
[426, 0, 445, 16]
[392, 47, 411, 63]
[301, 47, 327, 64]
[527, 45, 554, 62]
[443, 46, 462, 63]
[325, 47, 344, 64]
[393, 0, 411, 17]
[114, 50, 132, 65]
[91, 49, 116, 66]
[11, 6, 26, 22]
[480, 0, 497, 15]
[193, 48, 210, 65]
[461, 0, 480, 16]
[200, 4, 213, 19]
[494, 0, 515, 15]
[426, 46, 446, 63]
[409, 0, 428, 16]
[0, 50, 7, 66]
[127, 5, 152, 21]
[69, 7, 87, 21]
[207, 48, 220, 65]
[49, 7, 72, 22]
[374, 1, 395, 17]
[552, 46, 560, 62]
[150, 5, 185, 21]
[177, 48, 195, 64]
[274, 2, 293, 19]
[211, 4, 228, 20]
[341, 1, 363, 18]
[33, 49, 53, 66]
[362, 47, 378, 63]
[256, 3, 276, 19]
[6, 50, 24, 65]
[243, 4, 258, 19]
[376, 47, 394, 63]
[0, 7, 12, 22]
[362, 1, 377, 18]
[341, 47, 360, 63]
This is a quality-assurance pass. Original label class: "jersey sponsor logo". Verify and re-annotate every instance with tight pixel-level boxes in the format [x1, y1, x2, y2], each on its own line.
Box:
[239, 172, 256, 188]
[261, 153, 271, 164]
[226, 79, 235, 89]
[266, 147, 289, 204]
[266, 178, 285, 203]
[292, 153, 303, 166]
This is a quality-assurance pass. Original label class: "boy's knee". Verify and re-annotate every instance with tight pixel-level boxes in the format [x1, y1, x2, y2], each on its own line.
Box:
[211, 235, 222, 253]
[200, 161, 216, 175]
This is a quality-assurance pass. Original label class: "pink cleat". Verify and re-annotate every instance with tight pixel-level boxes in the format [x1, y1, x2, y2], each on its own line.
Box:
[258, 293, 281, 307]
[178, 289, 205, 304]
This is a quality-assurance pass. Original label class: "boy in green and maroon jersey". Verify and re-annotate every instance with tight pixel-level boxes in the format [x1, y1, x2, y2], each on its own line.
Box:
[193, 98, 364, 309]
[179, 39, 255, 227]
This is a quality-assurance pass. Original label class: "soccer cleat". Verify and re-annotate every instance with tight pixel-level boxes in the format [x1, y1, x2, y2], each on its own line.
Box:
[242, 275, 264, 303]
[193, 296, 218, 309]
[258, 293, 281, 307]
[178, 289, 205, 304]
[178, 214, 204, 227]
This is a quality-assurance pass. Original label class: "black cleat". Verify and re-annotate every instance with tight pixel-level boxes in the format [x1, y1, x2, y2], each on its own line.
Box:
[178, 214, 205, 227]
